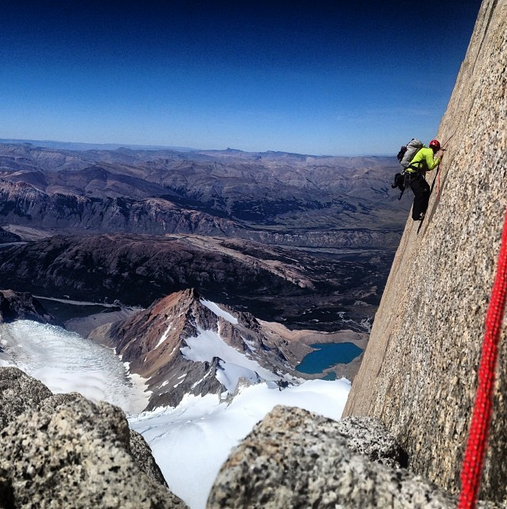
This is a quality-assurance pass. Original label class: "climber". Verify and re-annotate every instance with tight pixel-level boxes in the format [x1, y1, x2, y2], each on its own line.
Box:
[405, 139, 444, 221]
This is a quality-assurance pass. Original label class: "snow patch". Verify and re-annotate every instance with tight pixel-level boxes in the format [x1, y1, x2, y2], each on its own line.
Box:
[216, 360, 261, 391]
[130, 378, 351, 509]
[191, 371, 213, 390]
[242, 337, 257, 352]
[155, 322, 173, 349]
[200, 299, 238, 324]
[180, 326, 277, 392]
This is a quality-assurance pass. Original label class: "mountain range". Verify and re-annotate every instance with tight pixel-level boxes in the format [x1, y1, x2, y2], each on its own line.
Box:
[0, 142, 407, 242]
[0, 142, 408, 332]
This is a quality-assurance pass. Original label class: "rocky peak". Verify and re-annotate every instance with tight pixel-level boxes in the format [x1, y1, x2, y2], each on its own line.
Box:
[101, 289, 295, 409]
[109, 288, 228, 376]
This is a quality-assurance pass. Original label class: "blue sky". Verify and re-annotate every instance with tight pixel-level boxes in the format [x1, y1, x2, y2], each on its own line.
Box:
[1, 0, 482, 156]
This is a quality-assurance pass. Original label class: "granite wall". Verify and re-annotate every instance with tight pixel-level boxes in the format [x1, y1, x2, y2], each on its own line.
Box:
[343, 0, 507, 502]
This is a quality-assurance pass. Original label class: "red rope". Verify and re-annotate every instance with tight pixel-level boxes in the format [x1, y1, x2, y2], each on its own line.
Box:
[458, 207, 507, 508]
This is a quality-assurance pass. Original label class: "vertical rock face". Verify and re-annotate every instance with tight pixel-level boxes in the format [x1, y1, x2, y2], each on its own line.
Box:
[344, 0, 507, 502]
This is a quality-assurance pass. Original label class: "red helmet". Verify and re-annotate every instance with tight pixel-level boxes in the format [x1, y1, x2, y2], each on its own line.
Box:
[429, 139, 441, 151]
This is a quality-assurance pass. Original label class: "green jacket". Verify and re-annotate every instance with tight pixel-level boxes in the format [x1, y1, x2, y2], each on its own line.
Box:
[406, 147, 441, 173]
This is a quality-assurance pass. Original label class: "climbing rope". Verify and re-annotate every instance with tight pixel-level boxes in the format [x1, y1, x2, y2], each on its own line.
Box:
[437, 155, 442, 202]
[458, 207, 507, 509]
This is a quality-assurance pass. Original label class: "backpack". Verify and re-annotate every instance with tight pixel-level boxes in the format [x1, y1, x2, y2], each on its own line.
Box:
[397, 138, 423, 169]
[392, 138, 423, 199]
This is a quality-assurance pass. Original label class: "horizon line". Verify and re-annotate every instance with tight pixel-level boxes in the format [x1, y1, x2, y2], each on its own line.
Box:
[0, 137, 394, 159]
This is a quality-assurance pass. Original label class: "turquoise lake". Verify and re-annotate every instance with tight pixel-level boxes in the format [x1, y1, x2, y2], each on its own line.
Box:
[296, 342, 363, 375]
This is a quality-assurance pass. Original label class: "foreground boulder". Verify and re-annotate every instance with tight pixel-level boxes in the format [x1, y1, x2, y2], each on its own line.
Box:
[0, 367, 53, 430]
[208, 405, 459, 508]
[0, 367, 187, 508]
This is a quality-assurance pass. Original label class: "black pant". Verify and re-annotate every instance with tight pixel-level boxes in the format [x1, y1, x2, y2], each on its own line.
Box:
[408, 173, 430, 220]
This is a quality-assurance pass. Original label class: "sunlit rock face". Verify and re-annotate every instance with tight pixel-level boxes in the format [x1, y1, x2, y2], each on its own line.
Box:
[344, 0, 507, 502]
